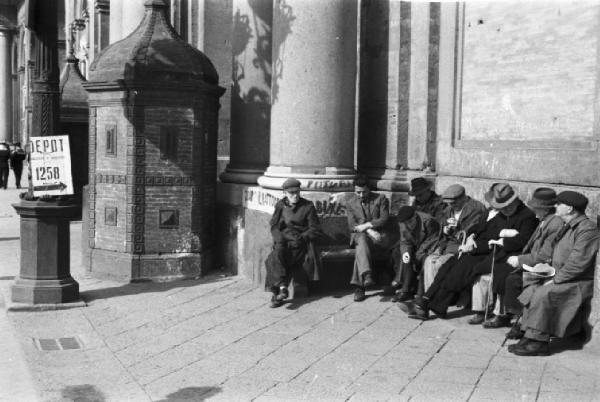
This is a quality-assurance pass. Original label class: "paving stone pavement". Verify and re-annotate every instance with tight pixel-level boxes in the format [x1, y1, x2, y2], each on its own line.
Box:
[0, 186, 600, 401]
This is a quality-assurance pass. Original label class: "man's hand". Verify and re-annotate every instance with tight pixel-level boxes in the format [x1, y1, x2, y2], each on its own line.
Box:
[354, 222, 373, 233]
[459, 235, 477, 253]
[366, 228, 381, 242]
[507, 255, 519, 268]
[488, 238, 504, 247]
[499, 229, 519, 238]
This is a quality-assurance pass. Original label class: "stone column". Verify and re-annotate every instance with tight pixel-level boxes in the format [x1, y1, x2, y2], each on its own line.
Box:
[257, 0, 357, 191]
[0, 23, 14, 143]
[357, 1, 439, 191]
[220, 0, 272, 184]
[109, 0, 146, 44]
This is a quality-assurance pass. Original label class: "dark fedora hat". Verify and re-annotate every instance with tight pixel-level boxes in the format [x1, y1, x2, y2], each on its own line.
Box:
[527, 188, 557, 210]
[409, 177, 431, 196]
[486, 183, 518, 209]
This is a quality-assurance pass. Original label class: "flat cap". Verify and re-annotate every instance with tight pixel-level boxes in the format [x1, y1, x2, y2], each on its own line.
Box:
[556, 191, 588, 212]
[397, 206, 416, 223]
[282, 178, 301, 191]
[442, 184, 465, 200]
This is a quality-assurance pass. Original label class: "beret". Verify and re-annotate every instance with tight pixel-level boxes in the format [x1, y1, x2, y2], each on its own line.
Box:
[556, 191, 588, 212]
[282, 178, 301, 191]
[397, 206, 416, 223]
[442, 184, 465, 200]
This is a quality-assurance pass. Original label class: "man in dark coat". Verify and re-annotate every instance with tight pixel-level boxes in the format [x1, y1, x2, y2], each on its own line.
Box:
[346, 176, 393, 302]
[409, 177, 446, 223]
[265, 178, 322, 308]
[9, 142, 26, 189]
[480, 188, 564, 330]
[421, 184, 487, 293]
[509, 191, 600, 356]
[389, 206, 440, 301]
[410, 183, 537, 320]
[0, 142, 10, 189]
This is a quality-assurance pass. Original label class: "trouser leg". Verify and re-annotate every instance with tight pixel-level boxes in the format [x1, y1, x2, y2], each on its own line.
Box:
[350, 233, 372, 286]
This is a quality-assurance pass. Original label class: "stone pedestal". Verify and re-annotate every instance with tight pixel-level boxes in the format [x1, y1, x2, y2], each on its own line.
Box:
[258, 0, 358, 192]
[11, 201, 79, 304]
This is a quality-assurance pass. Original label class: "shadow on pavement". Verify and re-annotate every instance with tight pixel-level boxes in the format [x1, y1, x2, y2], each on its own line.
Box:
[80, 274, 235, 303]
[61, 384, 106, 402]
[155, 386, 221, 401]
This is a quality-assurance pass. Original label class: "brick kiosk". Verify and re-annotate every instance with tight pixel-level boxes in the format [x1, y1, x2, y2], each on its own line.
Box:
[83, 0, 224, 281]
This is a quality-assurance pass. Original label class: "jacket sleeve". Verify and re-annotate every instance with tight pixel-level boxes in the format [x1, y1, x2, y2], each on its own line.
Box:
[502, 213, 539, 252]
[460, 203, 487, 237]
[300, 204, 322, 241]
[370, 196, 390, 229]
[416, 218, 441, 263]
[398, 222, 415, 256]
[270, 203, 285, 243]
[518, 217, 564, 267]
[346, 201, 361, 230]
[554, 226, 600, 284]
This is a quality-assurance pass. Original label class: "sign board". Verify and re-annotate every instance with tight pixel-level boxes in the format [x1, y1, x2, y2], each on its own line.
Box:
[30, 135, 74, 196]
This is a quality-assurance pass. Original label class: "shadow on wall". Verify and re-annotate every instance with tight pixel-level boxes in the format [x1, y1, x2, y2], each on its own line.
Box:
[271, 0, 295, 104]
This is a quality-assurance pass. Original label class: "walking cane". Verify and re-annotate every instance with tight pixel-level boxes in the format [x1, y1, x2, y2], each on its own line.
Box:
[457, 230, 467, 259]
[501, 314, 521, 347]
[484, 243, 497, 323]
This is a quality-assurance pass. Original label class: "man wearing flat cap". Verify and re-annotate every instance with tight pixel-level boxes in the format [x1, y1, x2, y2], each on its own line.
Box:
[409, 177, 446, 223]
[509, 191, 599, 356]
[484, 188, 565, 334]
[389, 206, 440, 302]
[410, 183, 537, 321]
[264, 178, 322, 308]
[346, 176, 393, 302]
[420, 184, 487, 294]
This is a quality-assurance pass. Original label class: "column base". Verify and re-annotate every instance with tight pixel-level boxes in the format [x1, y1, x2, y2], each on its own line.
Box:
[219, 166, 265, 185]
[11, 277, 79, 304]
[258, 166, 356, 192]
[361, 168, 437, 192]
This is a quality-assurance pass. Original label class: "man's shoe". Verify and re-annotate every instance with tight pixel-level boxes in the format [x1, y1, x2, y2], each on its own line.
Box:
[408, 303, 429, 320]
[483, 315, 512, 328]
[468, 313, 485, 325]
[507, 337, 529, 352]
[276, 287, 289, 301]
[511, 339, 550, 356]
[354, 287, 366, 302]
[270, 295, 283, 308]
[506, 326, 525, 340]
[363, 272, 375, 287]
[392, 292, 413, 303]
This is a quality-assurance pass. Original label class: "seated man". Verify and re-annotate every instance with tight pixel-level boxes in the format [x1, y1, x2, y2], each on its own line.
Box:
[509, 191, 600, 356]
[480, 188, 564, 330]
[265, 178, 322, 308]
[346, 176, 393, 302]
[410, 183, 537, 320]
[409, 177, 447, 222]
[389, 206, 440, 301]
[421, 184, 487, 294]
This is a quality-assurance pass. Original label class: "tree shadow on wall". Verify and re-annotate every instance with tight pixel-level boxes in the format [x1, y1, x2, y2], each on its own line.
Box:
[271, 0, 295, 105]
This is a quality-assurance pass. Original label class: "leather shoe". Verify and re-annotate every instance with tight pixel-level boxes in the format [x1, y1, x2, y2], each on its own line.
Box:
[483, 315, 512, 328]
[392, 292, 413, 303]
[506, 326, 525, 340]
[270, 295, 283, 308]
[507, 337, 528, 353]
[354, 287, 366, 302]
[363, 272, 375, 287]
[276, 287, 289, 301]
[468, 313, 485, 325]
[408, 303, 429, 320]
[510, 339, 550, 356]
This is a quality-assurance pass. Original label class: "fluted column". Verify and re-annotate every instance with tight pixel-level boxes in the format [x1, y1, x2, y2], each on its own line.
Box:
[0, 25, 14, 143]
[220, 0, 272, 184]
[257, 0, 357, 191]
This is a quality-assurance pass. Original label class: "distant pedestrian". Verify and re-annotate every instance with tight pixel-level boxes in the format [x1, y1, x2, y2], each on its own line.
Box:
[264, 178, 322, 308]
[0, 142, 10, 189]
[10, 142, 26, 189]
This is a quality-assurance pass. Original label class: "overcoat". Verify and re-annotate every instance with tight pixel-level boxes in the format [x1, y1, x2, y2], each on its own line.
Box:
[397, 211, 440, 264]
[414, 192, 446, 223]
[519, 214, 600, 337]
[436, 197, 487, 255]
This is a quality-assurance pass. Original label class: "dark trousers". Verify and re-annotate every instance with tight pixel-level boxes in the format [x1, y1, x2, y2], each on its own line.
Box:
[265, 244, 308, 293]
[503, 272, 523, 315]
[12, 165, 22, 188]
[0, 167, 8, 189]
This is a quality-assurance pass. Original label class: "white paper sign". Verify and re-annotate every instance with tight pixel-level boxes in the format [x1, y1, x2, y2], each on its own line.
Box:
[30, 135, 74, 196]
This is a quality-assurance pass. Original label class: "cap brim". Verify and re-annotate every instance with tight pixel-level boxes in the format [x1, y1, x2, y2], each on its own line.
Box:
[284, 187, 301, 192]
[409, 186, 430, 196]
[489, 193, 518, 209]
[527, 199, 555, 209]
